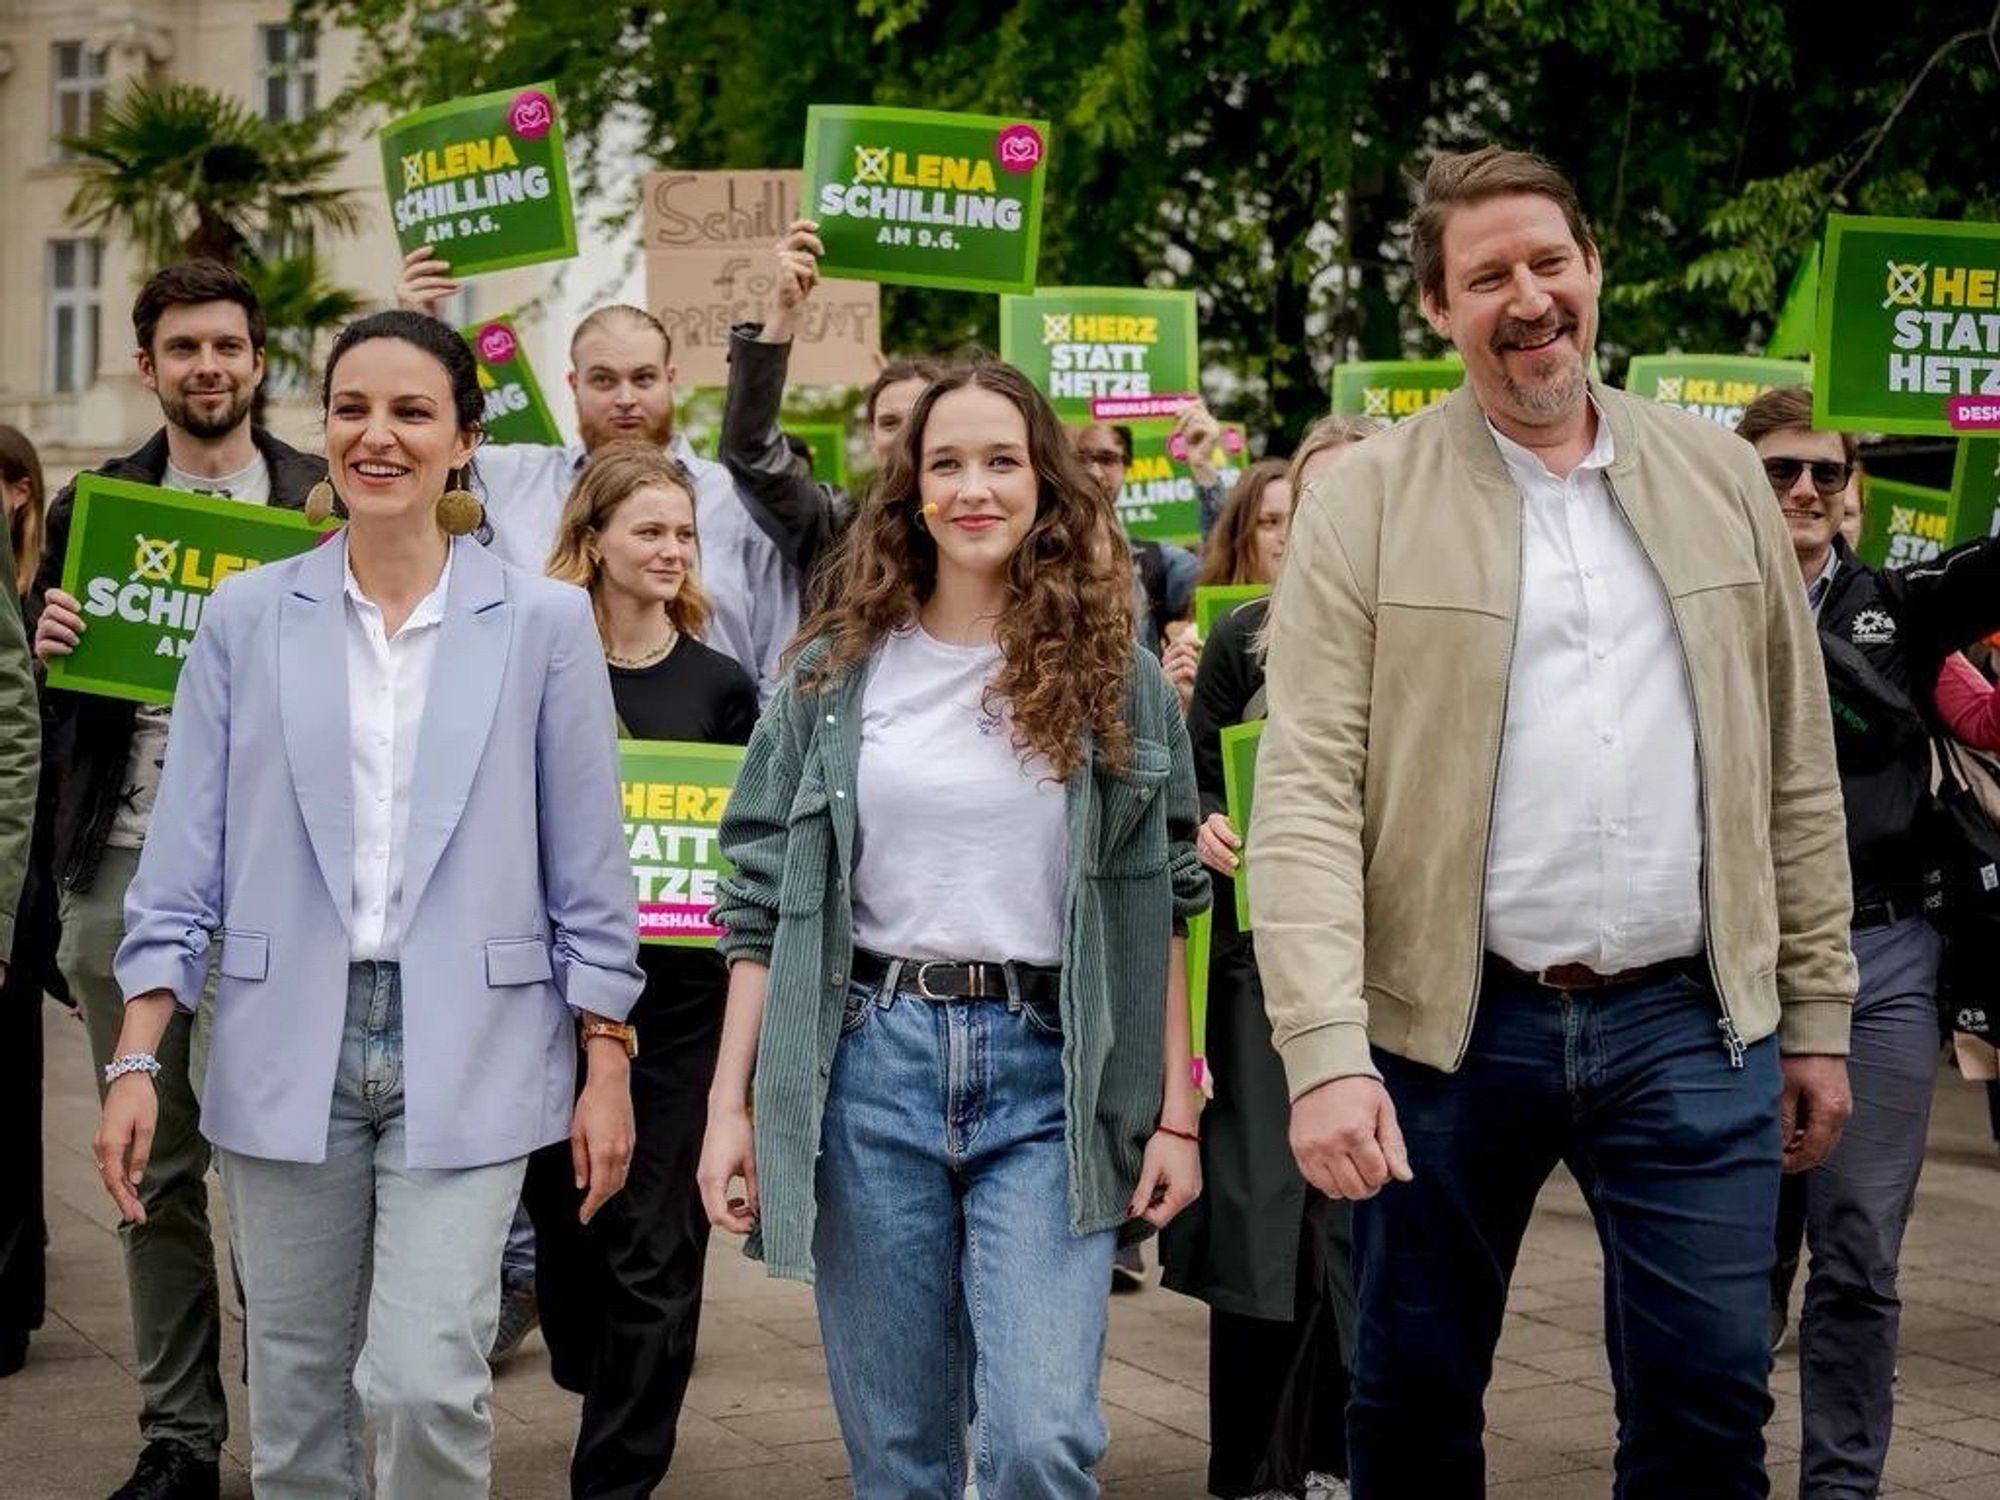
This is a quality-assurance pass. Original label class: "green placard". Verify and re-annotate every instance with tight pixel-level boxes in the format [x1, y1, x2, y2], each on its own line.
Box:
[1118, 419, 1247, 545]
[1193, 583, 1269, 641]
[1770, 245, 1821, 361]
[48, 476, 339, 705]
[1623, 354, 1811, 432]
[1187, 905, 1212, 1095]
[1331, 359, 1464, 421]
[789, 422, 850, 490]
[618, 739, 746, 948]
[1220, 718, 1265, 932]
[381, 82, 579, 277]
[463, 316, 562, 446]
[1814, 214, 2000, 437]
[1857, 476, 1958, 570]
[802, 105, 1050, 295]
[1951, 439, 2000, 541]
[999, 288, 1200, 423]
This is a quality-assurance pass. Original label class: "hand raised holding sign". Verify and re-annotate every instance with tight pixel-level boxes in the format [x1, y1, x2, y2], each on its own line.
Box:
[762, 220, 826, 346]
[397, 244, 462, 320]
[34, 588, 86, 663]
[1171, 399, 1223, 485]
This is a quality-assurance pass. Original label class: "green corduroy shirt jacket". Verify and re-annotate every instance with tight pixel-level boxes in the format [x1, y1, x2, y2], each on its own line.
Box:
[713, 634, 1210, 1283]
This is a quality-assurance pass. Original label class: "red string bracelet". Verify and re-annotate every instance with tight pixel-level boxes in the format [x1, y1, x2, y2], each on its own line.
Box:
[1155, 1124, 1200, 1144]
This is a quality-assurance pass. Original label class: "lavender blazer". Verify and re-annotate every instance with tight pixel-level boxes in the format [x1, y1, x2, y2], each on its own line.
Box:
[115, 534, 643, 1169]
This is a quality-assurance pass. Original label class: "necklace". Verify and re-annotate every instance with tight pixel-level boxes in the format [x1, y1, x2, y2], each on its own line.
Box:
[607, 623, 678, 669]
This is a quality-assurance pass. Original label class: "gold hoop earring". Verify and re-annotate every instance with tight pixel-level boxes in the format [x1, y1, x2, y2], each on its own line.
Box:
[436, 487, 484, 536]
[304, 479, 336, 525]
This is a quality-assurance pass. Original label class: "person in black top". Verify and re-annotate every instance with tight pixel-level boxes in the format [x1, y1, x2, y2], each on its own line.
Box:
[531, 440, 756, 1498]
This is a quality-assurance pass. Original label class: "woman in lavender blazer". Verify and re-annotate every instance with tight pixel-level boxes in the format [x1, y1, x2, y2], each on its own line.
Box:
[92, 312, 644, 1500]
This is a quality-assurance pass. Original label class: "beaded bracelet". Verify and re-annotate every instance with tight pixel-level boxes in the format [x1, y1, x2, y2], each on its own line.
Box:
[103, 1053, 162, 1086]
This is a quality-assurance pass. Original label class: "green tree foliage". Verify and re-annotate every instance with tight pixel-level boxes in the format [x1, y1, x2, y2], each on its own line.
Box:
[306, 0, 2000, 445]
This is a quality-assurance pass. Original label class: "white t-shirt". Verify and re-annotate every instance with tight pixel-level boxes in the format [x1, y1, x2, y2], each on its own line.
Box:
[850, 624, 1069, 967]
[106, 453, 273, 850]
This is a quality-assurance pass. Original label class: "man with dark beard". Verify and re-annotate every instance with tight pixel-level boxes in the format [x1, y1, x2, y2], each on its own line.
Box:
[30, 260, 324, 1500]
[398, 251, 798, 698]
[1251, 149, 1858, 1497]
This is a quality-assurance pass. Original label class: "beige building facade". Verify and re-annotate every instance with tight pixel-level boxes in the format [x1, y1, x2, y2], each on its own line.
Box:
[0, 0, 554, 487]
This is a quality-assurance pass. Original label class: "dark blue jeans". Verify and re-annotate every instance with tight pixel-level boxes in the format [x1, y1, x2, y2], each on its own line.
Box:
[1349, 963, 1782, 1499]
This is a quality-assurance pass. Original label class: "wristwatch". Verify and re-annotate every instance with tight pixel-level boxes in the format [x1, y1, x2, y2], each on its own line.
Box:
[579, 1017, 639, 1059]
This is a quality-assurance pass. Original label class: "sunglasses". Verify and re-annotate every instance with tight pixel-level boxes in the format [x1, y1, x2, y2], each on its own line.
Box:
[1762, 456, 1853, 498]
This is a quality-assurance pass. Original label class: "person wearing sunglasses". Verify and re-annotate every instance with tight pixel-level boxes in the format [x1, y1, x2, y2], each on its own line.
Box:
[1739, 385, 2000, 1500]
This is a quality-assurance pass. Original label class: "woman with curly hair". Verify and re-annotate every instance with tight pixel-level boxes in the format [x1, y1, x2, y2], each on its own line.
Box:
[696, 360, 1210, 1499]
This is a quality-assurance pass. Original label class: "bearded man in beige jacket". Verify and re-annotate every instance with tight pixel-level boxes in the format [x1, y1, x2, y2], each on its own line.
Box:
[1251, 147, 1857, 1499]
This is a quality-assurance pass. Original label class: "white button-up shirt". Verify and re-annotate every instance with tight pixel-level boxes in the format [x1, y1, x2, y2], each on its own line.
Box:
[472, 433, 798, 700]
[344, 548, 453, 961]
[1481, 411, 1706, 973]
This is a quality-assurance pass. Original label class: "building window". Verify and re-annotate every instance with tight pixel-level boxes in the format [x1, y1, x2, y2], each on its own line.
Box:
[50, 41, 108, 154]
[260, 24, 319, 123]
[47, 239, 103, 394]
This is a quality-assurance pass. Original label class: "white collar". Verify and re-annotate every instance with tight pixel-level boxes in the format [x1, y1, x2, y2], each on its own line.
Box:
[342, 538, 454, 633]
[1487, 399, 1615, 483]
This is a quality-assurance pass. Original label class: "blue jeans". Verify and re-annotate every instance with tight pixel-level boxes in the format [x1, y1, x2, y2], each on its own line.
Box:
[813, 967, 1117, 1500]
[1350, 962, 1782, 1500]
[219, 963, 527, 1500]
[1797, 915, 1942, 1499]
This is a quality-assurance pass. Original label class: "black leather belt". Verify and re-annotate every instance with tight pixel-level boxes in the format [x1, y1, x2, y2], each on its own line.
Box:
[851, 948, 1061, 1006]
[1852, 893, 1924, 930]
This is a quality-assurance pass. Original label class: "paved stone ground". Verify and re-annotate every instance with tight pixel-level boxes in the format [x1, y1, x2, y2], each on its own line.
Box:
[7, 1005, 2000, 1499]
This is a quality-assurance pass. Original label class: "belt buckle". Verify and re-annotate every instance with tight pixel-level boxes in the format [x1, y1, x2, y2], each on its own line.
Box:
[914, 961, 952, 1000]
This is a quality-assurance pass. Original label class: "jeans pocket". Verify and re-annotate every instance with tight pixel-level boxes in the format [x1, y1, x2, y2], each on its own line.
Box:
[1016, 994, 1063, 1039]
[840, 979, 879, 1035]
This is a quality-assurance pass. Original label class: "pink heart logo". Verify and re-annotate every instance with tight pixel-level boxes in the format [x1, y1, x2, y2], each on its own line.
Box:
[995, 124, 1044, 174]
[508, 90, 554, 141]
[476, 323, 518, 365]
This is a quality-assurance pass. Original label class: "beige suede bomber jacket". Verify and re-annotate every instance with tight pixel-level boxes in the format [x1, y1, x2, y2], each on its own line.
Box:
[1250, 381, 1857, 1097]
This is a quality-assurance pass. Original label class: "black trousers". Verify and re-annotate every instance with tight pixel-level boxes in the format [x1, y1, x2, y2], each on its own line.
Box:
[1208, 1198, 1351, 1498]
[0, 958, 45, 1342]
[523, 947, 724, 1500]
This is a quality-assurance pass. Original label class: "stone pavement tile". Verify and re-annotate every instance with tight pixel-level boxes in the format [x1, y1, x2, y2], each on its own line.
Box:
[1924, 1476, 2000, 1499]
[1505, 1340, 1616, 1384]
[718, 1403, 847, 1448]
[775, 1437, 853, 1482]
[1097, 1410, 1210, 1482]
[1487, 1354, 1569, 1392]
[1896, 1354, 1996, 1394]
[681, 1346, 834, 1422]
[1930, 1383, 2000, 1421]
[1102, 1468, 1210, 1499]
[1489, 1466, 1618, 1498]
[1494, 1409, 1619, 1457]
[1102, 1375, 1210, 1443]
[1884, 1433, 2000, 1490]
[658, 1458, 842, 1499]
[1484, 1430, 1598, 1484]
[1486, 1377, 1614, 1429]
[1920, 1326, 2000, 1376]
[1903, 1393, 2000, 1434]
[1927, 1418, 2000, 1459]
[652, 1409, 789, 1476]
[1495, 1312, 1602, 1358]
[734, 1308, 826, 1350]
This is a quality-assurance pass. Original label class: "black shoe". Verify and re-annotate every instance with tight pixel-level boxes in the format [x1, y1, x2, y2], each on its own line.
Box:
[0, 1327, 25, 1376]
[108, 1439, 220, 1500]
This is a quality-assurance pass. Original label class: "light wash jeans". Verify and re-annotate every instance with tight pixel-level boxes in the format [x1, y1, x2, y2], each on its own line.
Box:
[813, 966, 1118, 1500]
[219, 962, 527, 1500]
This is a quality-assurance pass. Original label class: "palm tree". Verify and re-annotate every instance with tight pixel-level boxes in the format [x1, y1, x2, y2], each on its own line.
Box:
[62, 79, 363, 268]
[240, 250, 366, 395]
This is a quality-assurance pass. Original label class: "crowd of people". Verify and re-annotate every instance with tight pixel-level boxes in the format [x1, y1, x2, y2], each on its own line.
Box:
[0, 141, 1992, 1500]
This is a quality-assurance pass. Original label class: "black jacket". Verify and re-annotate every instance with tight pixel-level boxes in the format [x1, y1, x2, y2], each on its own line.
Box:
[1815, 533, 2000, 913]
[31, 427, 325, 892]
[718, 324, 853, 589]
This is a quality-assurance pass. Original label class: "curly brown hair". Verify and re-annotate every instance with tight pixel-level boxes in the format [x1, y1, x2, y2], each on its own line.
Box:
[796, 361, 1135, 778]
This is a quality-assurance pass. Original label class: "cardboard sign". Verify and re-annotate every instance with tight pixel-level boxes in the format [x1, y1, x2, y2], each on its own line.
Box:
[642, 170, 882, 388]
[380, 83, 578, 277]
[1220, 718, 1265, 932]
[1331, 359, 1463, 421]
[48, 476, 339, 705]
[618, 739, 746, 947]
[463, 316, 562, 446]
[1815, 214, 2000, 436]
[999, 288, 1200, 423]
[1856, 475, 1958, 570]
[1623, 354, 1811, 431]
[801, 105, 1050, 295]
[1117, 420, 1247, 545]
[1193, 583, 1269, 641]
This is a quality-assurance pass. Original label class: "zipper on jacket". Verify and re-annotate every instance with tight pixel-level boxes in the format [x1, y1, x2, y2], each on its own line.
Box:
[1602, 476, 1735, 1054]
[1454, 507, 1525, 1070]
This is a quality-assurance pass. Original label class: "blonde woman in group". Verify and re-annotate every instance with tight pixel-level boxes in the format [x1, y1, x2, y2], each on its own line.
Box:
[697, 361, 1209, 1499]
[531, 441, 756, 1498]
[1163, 416, 1380, 1500]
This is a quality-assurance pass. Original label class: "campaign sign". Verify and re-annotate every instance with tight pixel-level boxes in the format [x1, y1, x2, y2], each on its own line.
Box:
[1118, 420, 1247, 545]
[381, 83, 578, 277]
[1814, 214, 2000, 436]
[1856, 476, 1958, 570]
[48, 476, 339, 705]
[1220, 718, 1266, 932]
[1331, 359, 1463, 421]
[618, 740, 746, 948]
[801, 105, 1050, 295]
[463, 317, 562, 446]
[999, 288, 1199, 423]
[1623, 354, 1811, 431]
[1952, 438, 2000, 539]
[1193, 583, 1270, 642]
